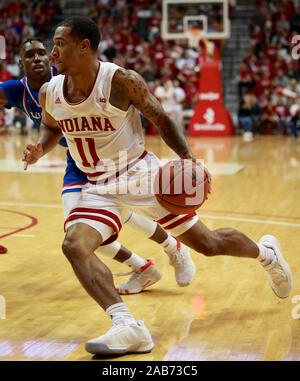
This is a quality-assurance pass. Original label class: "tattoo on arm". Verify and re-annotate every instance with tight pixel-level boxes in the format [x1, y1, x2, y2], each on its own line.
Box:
[111, 69, 194, 159]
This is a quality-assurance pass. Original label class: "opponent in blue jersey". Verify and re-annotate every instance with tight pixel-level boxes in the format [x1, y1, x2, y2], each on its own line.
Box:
[1, 38, 195, 292]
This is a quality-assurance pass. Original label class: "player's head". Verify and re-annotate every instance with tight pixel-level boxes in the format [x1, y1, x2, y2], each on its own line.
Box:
[51, 16, 101, 74]
[20, 38, 51, 81]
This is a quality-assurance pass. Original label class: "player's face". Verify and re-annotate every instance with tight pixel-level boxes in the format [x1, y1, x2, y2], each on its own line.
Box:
[20, 41, 51, 80]
[51, 26, 80, 75]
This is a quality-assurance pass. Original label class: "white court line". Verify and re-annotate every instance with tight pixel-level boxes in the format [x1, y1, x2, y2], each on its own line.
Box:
[1, 202, 300, 228]
[0, 202, 62, 208]
[198, 214, 300, 228]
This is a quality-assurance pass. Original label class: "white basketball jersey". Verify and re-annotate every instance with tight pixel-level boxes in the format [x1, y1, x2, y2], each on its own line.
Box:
[45, 61, 145, 182]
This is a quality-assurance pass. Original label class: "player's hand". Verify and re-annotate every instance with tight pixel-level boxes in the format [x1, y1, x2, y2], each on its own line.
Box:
[22, 142, 43, 170]
[203, 165, 212, 194]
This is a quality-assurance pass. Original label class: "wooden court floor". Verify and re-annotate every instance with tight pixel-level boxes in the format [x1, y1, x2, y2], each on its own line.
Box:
[0, 132, 299, 361]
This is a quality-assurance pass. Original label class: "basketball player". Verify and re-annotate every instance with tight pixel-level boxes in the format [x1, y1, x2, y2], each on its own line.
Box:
[0, 38, 196, 294]
[23, 17, 292, 356]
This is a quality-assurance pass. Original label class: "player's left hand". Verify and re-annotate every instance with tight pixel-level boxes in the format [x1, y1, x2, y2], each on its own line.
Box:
[22, 142, 43, 170]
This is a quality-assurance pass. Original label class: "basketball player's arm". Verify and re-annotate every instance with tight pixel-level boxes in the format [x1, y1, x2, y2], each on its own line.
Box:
[111, 69, 195, 160]
[22, 83, 62, 170]
[0, 88, 9, 107]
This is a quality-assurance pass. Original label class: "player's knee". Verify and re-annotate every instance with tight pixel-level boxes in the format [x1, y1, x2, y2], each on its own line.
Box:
[62, 235, 85, 262]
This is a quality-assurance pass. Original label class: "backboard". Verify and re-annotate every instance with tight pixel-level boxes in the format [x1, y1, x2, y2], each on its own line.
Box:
[161, 0, 230, 43]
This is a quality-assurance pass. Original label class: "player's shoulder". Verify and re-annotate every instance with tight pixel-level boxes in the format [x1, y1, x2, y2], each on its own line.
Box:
[112, 66, 144, 86]
[46, 72, 64, 90]
[0, 78, 24, 91]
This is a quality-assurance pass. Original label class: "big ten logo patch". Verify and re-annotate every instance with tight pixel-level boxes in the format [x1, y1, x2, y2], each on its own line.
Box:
[0, 295, 6, 319]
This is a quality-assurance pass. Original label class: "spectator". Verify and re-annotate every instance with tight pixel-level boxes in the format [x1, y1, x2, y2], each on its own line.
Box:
[289, 100, 300, 137]
[249, 93, 262, 133]
[6, 56, 20, 79]
[173, 79, 186, 129]
[154, 79, 185, 131]
[238, 94, 254, 141]
[287, 78, 300, 97]
[274, 69, 290, 88]
[21, 23, 35, 42]
[276, 13, 290, 32]
[285, 62, 300, 80]
[139, 56, 157, 84]
[261, 100, 278, 134]
[238, 61, 255, 99]
[183, 73, 198, 109]
[0, 62, 13, 82]
[290, 3, 300, 32]
[273, 96, 290, 134]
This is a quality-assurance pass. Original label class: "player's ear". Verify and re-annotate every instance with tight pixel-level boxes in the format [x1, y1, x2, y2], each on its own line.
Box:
[80, 38, 90, 53]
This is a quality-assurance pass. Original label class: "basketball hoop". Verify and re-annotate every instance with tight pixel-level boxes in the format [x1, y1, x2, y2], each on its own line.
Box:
[185, 28, 203, 48]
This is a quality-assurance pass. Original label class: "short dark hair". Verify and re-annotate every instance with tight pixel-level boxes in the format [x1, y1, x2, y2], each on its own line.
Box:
[57, 16, 100, 52]
[20, 38, 44, 53]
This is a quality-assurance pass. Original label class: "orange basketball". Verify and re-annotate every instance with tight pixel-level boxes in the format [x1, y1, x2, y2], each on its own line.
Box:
[154, 159, 209, 215]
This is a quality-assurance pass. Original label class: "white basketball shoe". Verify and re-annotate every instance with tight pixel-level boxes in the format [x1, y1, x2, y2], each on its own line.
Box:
[115, 259, 162, 295]
[259, 235, 292, 298]
[167, 240, 196, 287]
[85, 321, 154, 355]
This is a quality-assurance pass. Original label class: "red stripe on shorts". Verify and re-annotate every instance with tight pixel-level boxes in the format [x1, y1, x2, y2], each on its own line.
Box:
[163, 212, 197, 230]
[64, 214, 121, 236]
[68, 208, 122, 231]
[155, 213, 181, 225]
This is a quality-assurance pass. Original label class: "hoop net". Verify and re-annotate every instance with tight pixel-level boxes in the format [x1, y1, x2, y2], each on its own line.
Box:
[185, 28, 202, 48]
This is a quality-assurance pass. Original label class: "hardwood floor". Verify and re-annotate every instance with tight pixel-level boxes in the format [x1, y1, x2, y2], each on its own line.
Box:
[0, 132, 299, 361]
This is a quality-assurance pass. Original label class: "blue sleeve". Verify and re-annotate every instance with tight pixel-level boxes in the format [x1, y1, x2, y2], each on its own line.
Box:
[59, 137, 68, 147]
[0, 80, 24, 109]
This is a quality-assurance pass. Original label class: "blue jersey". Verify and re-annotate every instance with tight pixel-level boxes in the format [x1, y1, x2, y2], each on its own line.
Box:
[0, 66, 88, 192]
[0, 66, 67, 147]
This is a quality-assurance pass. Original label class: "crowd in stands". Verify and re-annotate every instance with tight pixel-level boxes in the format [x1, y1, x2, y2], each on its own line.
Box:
[0, 0, 234, 135]
[5, 0, 299, 138]
[238, 0, 300, 138]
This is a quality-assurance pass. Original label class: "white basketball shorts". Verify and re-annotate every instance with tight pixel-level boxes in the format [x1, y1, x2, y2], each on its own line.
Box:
[64, 152, 199, 245]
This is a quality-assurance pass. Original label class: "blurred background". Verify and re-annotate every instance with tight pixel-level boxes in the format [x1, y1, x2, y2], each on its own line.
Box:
[1, 0, 300, 139]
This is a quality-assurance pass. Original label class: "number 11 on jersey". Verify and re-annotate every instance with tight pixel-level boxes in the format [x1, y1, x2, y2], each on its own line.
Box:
[74, 137, 102, 167]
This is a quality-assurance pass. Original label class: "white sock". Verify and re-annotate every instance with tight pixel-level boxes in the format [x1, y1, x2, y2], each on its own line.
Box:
[123, 253, 147, 271]
[106, 302, 136, 326]
[161, 235, 178, 256]
[256, 243, 275, 266]
[125, 212, 157, 237]
[95, 241, 121, 259]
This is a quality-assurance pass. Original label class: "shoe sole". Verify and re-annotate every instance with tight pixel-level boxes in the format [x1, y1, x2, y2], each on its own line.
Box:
[85, 340, 154, 355]
[260, 235, 292, 298]
[116, 273, 162, 295]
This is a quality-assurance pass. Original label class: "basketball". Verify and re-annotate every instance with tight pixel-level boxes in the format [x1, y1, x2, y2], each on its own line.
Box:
[154, 159, 209, 215]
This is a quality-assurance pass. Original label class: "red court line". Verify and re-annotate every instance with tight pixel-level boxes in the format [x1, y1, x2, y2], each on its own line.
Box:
[0, 209, 38, 239]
